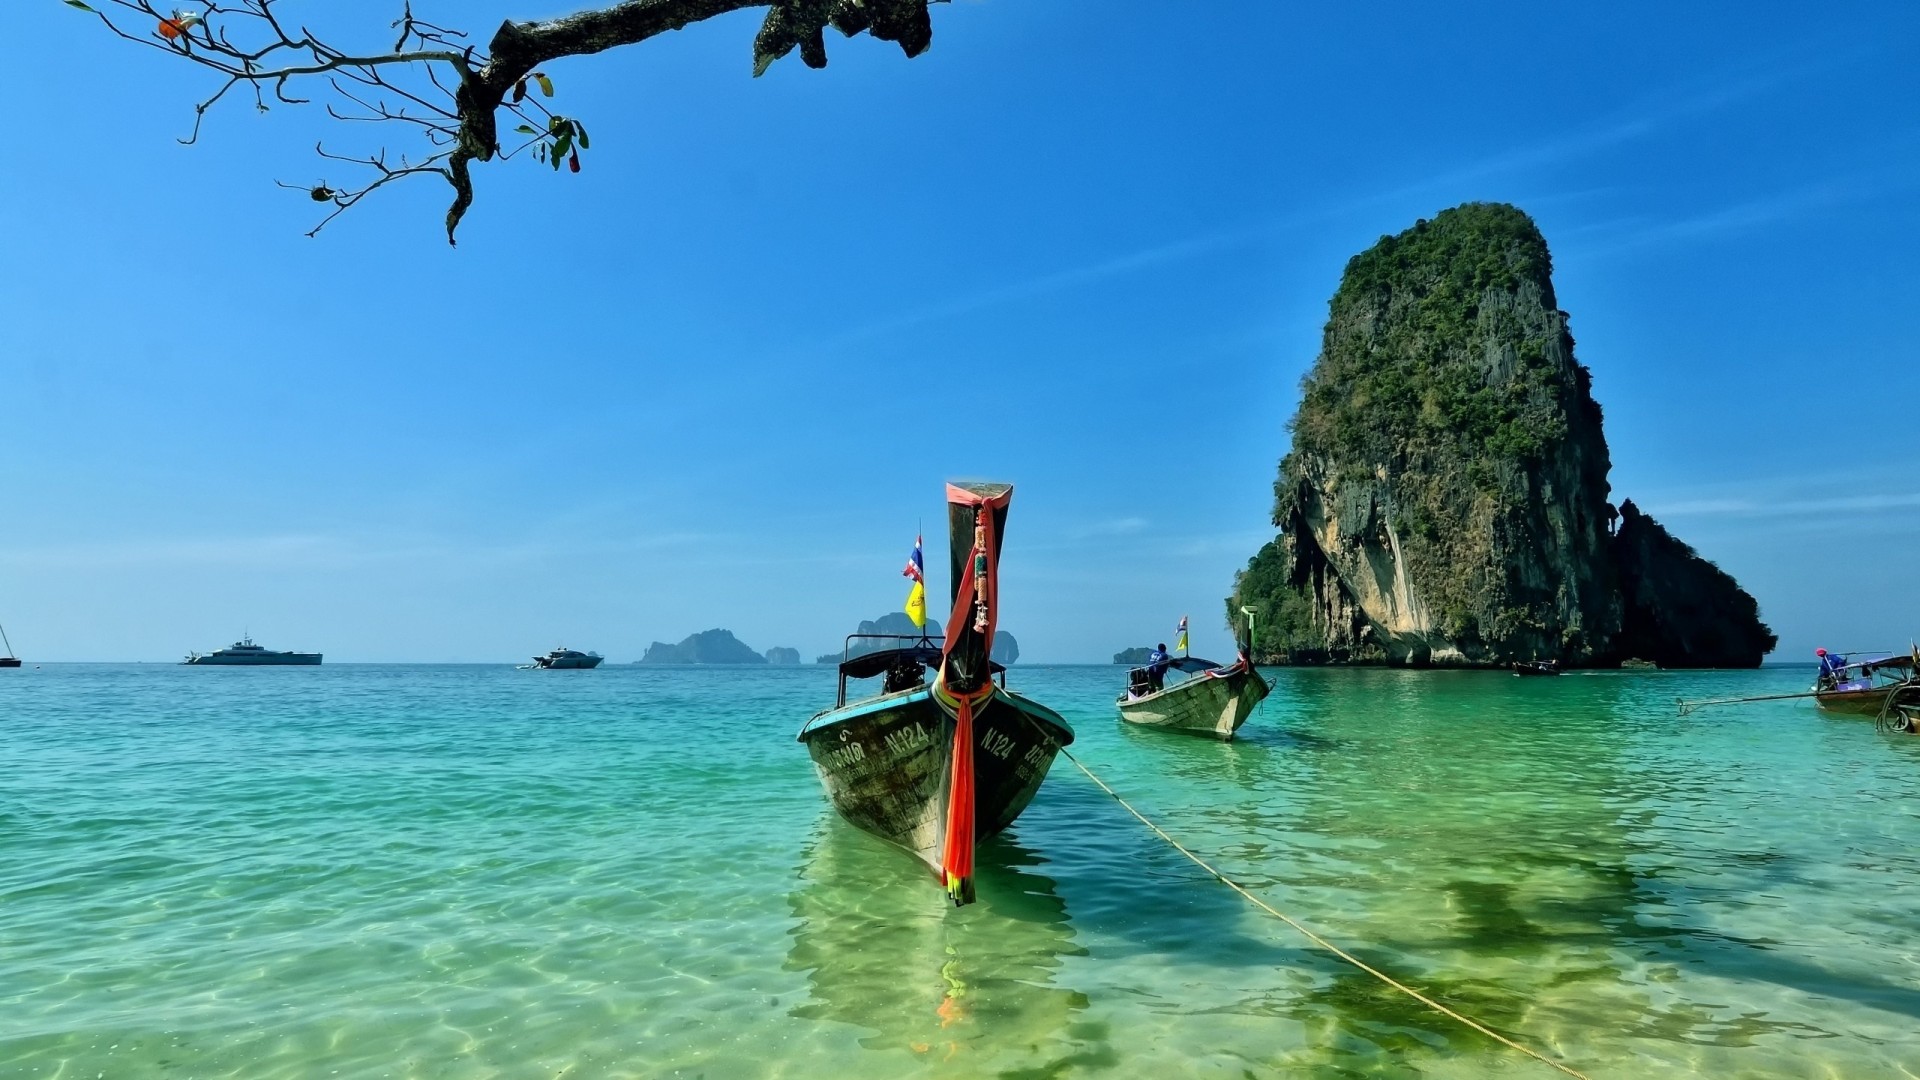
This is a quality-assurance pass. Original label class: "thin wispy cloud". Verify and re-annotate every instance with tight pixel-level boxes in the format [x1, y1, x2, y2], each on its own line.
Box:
[788, 47, 1837, 358]
[1572, 155, 1920, 257]
[0, 530, 719, 571]
[1653, 492, 1920, 519]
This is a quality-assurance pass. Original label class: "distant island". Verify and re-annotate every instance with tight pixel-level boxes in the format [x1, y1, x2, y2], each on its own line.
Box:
[1113, 647, 1154, 665]
[764, 647, 801, 665]
[639, 629, 768, 664]
[815, 612, 1019, 665]
[1228, 202, 1775, 668]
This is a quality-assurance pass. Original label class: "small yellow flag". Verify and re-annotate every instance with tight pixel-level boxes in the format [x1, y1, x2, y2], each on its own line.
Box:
[905, 580, 926, 628]
[1176, 631, 1189, 653]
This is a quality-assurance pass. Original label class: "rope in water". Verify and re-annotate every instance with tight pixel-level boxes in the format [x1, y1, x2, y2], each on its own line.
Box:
[1054, 745, 1593, 1080]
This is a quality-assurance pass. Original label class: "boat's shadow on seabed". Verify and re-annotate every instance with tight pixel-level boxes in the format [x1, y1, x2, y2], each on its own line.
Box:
[783, 818, 1112, 1067]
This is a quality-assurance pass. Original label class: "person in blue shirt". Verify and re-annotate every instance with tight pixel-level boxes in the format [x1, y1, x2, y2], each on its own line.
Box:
[1146, 643, 1171, 691]
[1816, 648, 1848, 686]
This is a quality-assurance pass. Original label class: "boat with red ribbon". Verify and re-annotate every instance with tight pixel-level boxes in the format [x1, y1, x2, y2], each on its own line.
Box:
[797, 482, 1074, 907]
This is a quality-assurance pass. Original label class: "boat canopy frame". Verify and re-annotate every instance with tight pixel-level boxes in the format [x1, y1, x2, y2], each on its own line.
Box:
[831, 633, 1005, 708]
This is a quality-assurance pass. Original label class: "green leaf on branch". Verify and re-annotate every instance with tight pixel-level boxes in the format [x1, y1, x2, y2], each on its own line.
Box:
[551, 131, 573, 170]
[64, 1, 97, 10]
[515, 125, 538, 135]
[574, 122, 589, 150]
[533, 72, 554, 97]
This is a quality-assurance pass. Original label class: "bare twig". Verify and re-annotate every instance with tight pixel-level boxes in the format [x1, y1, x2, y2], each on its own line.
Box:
[70, 0, 947, 242]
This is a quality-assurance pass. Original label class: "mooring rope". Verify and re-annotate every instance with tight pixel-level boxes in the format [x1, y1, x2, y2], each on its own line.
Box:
[1055, 745, 1593, 1080]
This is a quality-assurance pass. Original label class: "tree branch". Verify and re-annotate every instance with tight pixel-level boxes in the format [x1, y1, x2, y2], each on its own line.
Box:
[68, 0, 946, 243]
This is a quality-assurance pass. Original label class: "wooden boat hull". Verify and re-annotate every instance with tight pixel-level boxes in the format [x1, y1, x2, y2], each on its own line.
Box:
[800, 687, 1073, 879]
[1116, 664, 1270, 740]
[1815, 685, 1902, 715]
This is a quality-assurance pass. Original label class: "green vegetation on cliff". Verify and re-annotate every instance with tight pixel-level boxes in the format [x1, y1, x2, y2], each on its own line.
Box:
[1289, 202, 1593, 475]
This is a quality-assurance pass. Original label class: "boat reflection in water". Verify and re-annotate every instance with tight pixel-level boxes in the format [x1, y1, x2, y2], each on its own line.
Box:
[785, 818, 1093, 1066]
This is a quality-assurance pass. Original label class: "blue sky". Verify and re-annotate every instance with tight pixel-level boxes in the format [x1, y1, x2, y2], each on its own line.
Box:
[2, 1, 1915, 663]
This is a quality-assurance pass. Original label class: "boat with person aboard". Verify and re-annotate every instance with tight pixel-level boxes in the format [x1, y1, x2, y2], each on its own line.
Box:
[1812, 649, 1917, 715]
[530, 647, 603, 669]
[797, 482, 1074, 907]
[1116, 615, 1269, 740]
[183, 636, 321, 665]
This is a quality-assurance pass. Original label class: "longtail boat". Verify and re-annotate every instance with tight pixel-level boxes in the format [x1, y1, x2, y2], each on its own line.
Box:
[797, 482, 1074, 906]
[1813, 651, 1918, 715]
[1116, 654, 1270, 740]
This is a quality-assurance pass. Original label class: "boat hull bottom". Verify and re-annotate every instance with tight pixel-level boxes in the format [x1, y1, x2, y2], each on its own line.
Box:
[1816, 687, 1901, 715]
[801, 689, 1071, 880]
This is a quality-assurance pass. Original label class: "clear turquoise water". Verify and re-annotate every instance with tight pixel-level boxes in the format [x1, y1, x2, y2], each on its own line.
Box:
[4, 663, 1919, 1079]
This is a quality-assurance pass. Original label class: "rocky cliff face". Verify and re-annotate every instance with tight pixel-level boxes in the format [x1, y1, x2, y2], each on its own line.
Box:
[1231, 203, 1771, 668]
[764, 647, 801, 665]
[1612, 501, 1776, 667]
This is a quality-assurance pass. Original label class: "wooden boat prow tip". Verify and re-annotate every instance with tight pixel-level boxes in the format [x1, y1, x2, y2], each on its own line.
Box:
[1116, 655, 1271, 740]
[797, 480, 1075, 907]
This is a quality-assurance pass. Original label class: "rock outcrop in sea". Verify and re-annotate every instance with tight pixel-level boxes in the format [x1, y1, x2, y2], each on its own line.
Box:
[1610, 501, 1777, 668]
[1230, 203, 1775, 668]
[639, 629, 767, 664]
[1113, 647, 1154, 665]
[814, 612, 1019, 665]
[764, 647, 801, 665]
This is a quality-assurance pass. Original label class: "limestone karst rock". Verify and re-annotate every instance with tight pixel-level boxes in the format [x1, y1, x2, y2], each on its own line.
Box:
[1230, 203, 1771, 668]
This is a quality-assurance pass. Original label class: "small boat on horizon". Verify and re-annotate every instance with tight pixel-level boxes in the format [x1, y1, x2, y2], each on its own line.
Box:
[797, 482, 1074, 907]
[183, 636, 321, 665]
[0, 619, 19, 668]
[530, 647, 603, 669]
[1513, 660, 1562, 677]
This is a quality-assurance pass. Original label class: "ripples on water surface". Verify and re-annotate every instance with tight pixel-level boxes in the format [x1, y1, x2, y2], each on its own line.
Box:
[4, 663, 1920, 1078]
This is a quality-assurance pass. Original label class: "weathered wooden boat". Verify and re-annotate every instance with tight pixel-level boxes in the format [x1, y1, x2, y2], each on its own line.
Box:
[797, 482, 1074, 907]
[1116, 655, 1270, 740]
[1513, 660, 1562, 677]
[1814, 652, 1917, 715]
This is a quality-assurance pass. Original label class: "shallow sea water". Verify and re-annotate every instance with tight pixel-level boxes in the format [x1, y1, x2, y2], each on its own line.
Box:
[4, 663, 1919, 1079]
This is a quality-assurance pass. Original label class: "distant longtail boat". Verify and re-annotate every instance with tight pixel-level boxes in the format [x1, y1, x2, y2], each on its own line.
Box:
[797, 482, 1074, 907]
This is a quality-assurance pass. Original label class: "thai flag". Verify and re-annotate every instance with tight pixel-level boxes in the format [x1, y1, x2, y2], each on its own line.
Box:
[902, 535, 924, 583]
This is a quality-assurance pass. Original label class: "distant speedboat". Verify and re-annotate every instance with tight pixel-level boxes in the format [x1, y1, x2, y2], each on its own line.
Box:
[183, 636, 322, 666]
[0, 619, 19, 668]
[532, 647, 603, 669]
[1513, 660, 1561, 677]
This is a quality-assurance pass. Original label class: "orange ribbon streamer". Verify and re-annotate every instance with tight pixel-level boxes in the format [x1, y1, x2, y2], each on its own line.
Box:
[940, 690, 977, 906]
